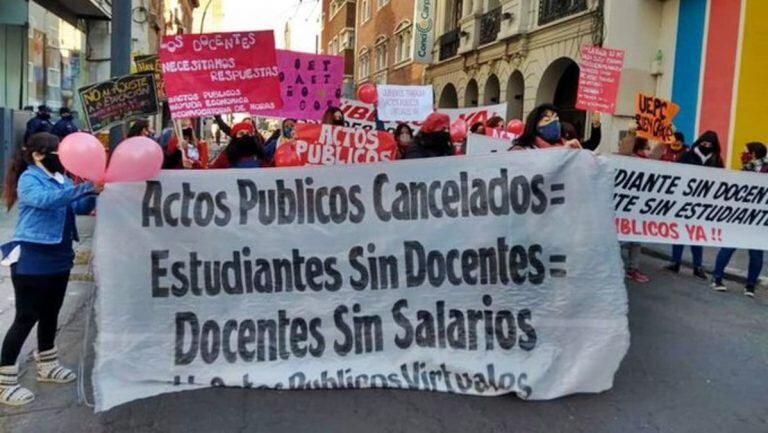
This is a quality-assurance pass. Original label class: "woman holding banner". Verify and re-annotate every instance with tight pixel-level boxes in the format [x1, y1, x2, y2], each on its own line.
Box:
[403, 113, 454, 159]
[0, 133, 101, 406]
[209, 121, 268, 169]
[711, 141, 767, 296]
[665, 131, 724, 278]
[511, 104, 582, 150]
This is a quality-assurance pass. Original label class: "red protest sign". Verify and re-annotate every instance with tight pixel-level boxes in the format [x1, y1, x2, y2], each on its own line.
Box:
[576, 45, 625, 114]
[293, 123, 397, 166]
[159, 31, 282, 119]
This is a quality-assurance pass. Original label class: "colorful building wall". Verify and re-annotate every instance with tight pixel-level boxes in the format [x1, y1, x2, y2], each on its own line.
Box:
[671, 0, 768, 168]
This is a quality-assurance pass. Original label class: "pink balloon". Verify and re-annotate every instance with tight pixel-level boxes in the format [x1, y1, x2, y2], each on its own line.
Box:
[507, 119, 524, 136]
[105, 137, 164, 183]
[59, 132, 107, 182]
[450, 119, 468, 143]
[357, 83, 378, 104]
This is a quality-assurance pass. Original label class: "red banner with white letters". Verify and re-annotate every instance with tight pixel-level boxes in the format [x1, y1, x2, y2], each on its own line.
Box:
[294, 123, 397, 166]
[159, 31, 283, 119]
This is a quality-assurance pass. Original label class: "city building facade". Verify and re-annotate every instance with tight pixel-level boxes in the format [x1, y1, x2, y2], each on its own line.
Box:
[321, 0, 357, 97]
[354, 0, 424, 87]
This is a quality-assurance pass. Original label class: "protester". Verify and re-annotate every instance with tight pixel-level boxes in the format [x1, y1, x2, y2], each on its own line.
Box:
[51, 107, 78, 139]
[563, 113, 601, 151]
[710, 141, 767, 296]
[322, 107, 346, 126]
[179, 121, 209, 169]
[394, 123, 415, 159]
[470, 122, 486, 135]
[511, 104, 582, 150]
[208, 121, 267, 168]
[263, 118, 296, 165]
[652, 131, 687, 162]
[486, 116, 504, 130]
[664, 130, 724, 278]
[618, 134, 652, 283]
[23, 105, 54, 143]
[0, 133, 101, 406]
[403, 113, 453, 159]
[126, 119, 155, 138]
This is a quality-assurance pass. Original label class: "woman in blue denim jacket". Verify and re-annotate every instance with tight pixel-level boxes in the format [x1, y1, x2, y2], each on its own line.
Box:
[0, 133, 100, 406]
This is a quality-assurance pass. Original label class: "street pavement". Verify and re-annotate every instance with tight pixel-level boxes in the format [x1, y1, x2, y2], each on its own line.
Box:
[0, 214, 766, 432]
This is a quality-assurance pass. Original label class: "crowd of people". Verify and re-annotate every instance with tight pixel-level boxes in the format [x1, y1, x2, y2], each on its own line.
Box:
[0, 100, 764, 407]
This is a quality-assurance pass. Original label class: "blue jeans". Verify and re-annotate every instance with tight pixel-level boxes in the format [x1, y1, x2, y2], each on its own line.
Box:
[671, 245, 703, 268]
[712, 248, 765, 286]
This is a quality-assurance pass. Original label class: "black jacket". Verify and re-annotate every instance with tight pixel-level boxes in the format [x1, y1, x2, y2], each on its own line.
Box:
[403, 132, 453, 159]
[677, 131, 724, 168]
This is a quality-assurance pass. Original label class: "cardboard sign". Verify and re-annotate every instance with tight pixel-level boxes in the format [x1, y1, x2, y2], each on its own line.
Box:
[634, 93, 680, 143]
[78, 73, 159, 133]
[377, 85, 434, 121]
[133, 54, 166, 101]
[253, 50, 343, 121]
[293, 123, 397, 165]
[576, 46, 625, 114]
[159, 31, 283, 119]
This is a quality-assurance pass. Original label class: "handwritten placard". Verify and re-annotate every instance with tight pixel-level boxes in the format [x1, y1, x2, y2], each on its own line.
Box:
[634, 93, 680, 143]
[377, 85, 433, 122]
[254, 50, 343, 121]
[575, 45, 624, 114]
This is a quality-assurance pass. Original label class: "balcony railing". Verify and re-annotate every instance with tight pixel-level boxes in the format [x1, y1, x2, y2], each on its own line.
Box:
[439, 29, 460, 61]
[538, 0, 588, 26]
[479, 7, 502, 45]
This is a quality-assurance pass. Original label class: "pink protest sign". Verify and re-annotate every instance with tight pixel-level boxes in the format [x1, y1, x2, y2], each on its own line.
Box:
[575, 45, 625, 114]
[254, 50, 343, 121]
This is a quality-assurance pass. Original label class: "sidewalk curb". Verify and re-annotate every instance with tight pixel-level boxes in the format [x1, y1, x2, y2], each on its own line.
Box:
[641, 247, 766, 286]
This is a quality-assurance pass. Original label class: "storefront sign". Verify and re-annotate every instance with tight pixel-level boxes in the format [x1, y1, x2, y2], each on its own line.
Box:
[92, 150, 629, 411]
[575, 46, 625, 114]
[412, 0, 435, 64]
[159, 31, 283, 119]
[78, 73, 159, 133]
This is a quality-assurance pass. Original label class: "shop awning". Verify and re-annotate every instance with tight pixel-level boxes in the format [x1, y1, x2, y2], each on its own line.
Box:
[33, 0, 111, 27]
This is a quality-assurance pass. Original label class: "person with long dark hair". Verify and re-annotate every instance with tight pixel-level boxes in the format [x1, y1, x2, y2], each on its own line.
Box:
[0, 133, 100, 406]
[403, 113, 454, 159]
[511, 104, 582, 150]
[394, 123, 415, 159]
[208, 122, 268, 169]
[322, 107, 346, 126]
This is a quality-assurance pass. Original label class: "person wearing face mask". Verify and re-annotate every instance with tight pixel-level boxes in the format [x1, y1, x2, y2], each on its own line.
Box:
[23, 105, 54, 143]
[616, 134, 652, 283]
[711, 141, 767, 297]
[264, 118, 297, 166]
[208, 122, 267, 169]
[403, 113, 454, 159]
[664, 130, 724, 278]
[0, 133, 101, 406]
[511, 104, 582, 150]
[127, 119, 155, 138]
[322, 107, 346, 126]
[652, 131, 687, 162]
[394, 123, 414, 159]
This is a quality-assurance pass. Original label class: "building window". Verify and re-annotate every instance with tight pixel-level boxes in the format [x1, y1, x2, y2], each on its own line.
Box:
[538, 0, 588, 26]
[361, 0, 371, 23]
[358, 48, 370, 80]
[377, 0, 389, 9]
[394, 21, 412, 63]
[375, 36, 388, 72]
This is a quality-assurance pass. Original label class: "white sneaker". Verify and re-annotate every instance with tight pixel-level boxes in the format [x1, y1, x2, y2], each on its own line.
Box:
[711, 278, 727, 292]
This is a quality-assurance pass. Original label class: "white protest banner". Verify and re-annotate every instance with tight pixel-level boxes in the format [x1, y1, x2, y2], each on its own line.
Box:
[466, 134, 510, 156]
[377, 85, 434, 121]
[464, 145, 768, 250]
[341, 99, 506, 134]
[93, 150, 629, 411]
[610, 155, 768, 249]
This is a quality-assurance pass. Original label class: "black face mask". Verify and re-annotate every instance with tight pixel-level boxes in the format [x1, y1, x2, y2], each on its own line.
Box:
[182, 128, 194, 141]
[698, 146, 714, 156]
[421, 131, 452, 148]
[39, 113, 51, 121]
[332, 119, 345, 127]
[41, 153, 64, 174]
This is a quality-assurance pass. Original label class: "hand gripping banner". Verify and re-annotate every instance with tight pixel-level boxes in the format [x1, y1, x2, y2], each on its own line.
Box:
[93, 150, 629, 411]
